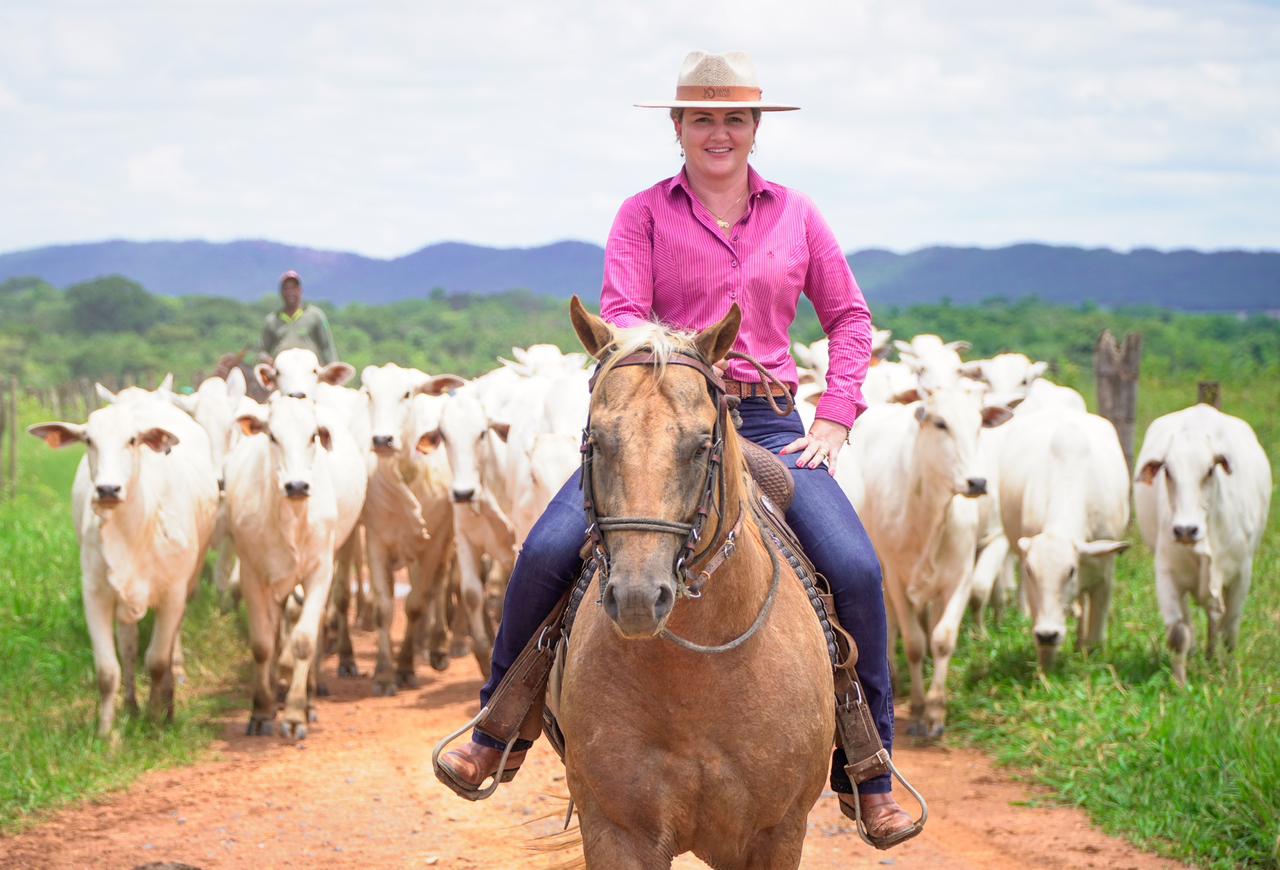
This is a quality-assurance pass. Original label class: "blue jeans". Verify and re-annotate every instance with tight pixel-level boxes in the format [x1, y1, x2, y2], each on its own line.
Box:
[476, 398, 894, 795]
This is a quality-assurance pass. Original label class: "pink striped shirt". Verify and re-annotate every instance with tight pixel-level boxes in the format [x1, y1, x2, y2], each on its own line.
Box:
[600, 166, 872, 429]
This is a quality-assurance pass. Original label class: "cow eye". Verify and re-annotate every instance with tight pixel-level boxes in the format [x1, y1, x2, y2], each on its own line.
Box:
[85, 437, 93, 446]
[268, 433, 279, 445]
[403, 391, 411, 400]
[934, 420, 949, 431]
[127, 436, 137, 446]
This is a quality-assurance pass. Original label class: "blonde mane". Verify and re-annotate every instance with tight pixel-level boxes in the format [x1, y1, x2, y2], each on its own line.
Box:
[595, 321, 699, 386]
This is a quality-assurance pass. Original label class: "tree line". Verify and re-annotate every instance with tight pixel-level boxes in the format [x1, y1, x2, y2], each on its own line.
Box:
[1, 275, 1276, 392]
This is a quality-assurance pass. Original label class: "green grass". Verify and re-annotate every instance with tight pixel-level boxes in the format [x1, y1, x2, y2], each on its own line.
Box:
[938, 374, 1280, 869]
[0, 399, 246, 830]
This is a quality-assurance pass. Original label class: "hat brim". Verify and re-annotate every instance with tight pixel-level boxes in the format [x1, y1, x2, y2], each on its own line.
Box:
[635, 101, 799, 111]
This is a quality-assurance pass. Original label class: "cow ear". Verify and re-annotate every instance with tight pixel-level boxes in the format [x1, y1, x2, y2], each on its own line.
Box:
[417, 374, 466, 397]
[694, 304, 741, 365]
[318, 362, 355, 386]
[226, 367, 247, 402]
[896, 388, 923, 405]
[237, 414, 267, 437]
[316, 426, 332, 451]
[959, 361, 986, 380]
[416, 431, 441, 454]
[156, 373, 174, 394]
[1136, 459, 1164, 484]
[893, 340, 913, 358]
[511, 346, 529, 365]
[489, 422, 511, 443]
[1026, 361, 1049, 381]
[1213, 454, 1232, 475]
[28, 422, 87, 448]
[796, 370, 816, 385]
[913, 405, 928, 424]
[1076, 539, 1130, 557]
[981, 405, 1014, 428]
[569, 296, 614, 359]
[254, 364, 277, 391]
[945, 340, 971, 355]
[169, 392, 198, 415]
[95, 383, 117, 405]
[138, 427, 179, 454]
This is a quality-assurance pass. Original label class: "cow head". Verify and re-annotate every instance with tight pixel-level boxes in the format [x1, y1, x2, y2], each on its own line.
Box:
[1016, 533, 1129, 668]
[256, 348, 354, 399]
[1137, 431, 1231, 548]
[171, 369, 248, 480]
[29, 406, 180, 509]
[910, 387, 1013, 498]
[237, 397, 332, 501]
[896, 334, 968, 393]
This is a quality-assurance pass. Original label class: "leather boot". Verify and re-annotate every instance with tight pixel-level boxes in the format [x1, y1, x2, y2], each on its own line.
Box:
[838, 792, 921, 850]
[436, 739, 527, 801]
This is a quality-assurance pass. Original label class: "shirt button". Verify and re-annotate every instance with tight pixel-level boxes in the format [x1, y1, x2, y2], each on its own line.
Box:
[730, 260, 738, 268]
[732, 235, 739, 241]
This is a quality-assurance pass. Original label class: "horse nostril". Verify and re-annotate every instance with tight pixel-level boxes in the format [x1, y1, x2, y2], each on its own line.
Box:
[452, 488, 475, 503]
[966, 477, 988, 496]
[654, 585, 675, 620]
[602, 583, 620, 621]
[1034, 629, 1061, 646]
[284, 480, 310, 498]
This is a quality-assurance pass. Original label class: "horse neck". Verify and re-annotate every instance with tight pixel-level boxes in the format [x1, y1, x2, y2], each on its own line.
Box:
[661, 421, 774, 639]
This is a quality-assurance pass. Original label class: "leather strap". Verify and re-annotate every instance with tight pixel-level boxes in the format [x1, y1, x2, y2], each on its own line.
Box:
[475, 591, 570, 747]
[723, 378, 790, 400]
[675, 85, 763, 102]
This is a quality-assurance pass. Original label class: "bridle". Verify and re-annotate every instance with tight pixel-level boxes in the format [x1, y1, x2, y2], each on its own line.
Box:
[580, 347, 794, 628]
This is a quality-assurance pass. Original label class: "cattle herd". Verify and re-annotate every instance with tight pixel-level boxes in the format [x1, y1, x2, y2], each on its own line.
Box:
[26, 328, 1272, 746]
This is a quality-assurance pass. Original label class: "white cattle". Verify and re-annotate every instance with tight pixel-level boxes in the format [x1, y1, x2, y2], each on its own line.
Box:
[1134, 404, 1271, 684]
[1016, 378, 1087, 414]
[169, 371, 249, 601]
[860, 361, 919, 407]
[843, 386, 1013, 737]
[29, 394, 218, 738]
[358, 364, 462, 693]
[894, 334, 970, 392]
[1000, 409, 1130, 669]
[958, 353, 1048, 409]
[498, 343, 590, 379]
[226, 396, 365, 738]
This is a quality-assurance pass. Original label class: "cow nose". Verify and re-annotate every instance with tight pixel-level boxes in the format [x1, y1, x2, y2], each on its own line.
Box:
[452, 488, 475, 503]
[95, 484, 122, 501]
[284, 480, 310, 498]
[1034, 629, 1061, 646]
[372, 435, 394, 451]
[287, 392, 306, 399]
[1172, 524, 1199, 543]
[965, 477, 988, 497]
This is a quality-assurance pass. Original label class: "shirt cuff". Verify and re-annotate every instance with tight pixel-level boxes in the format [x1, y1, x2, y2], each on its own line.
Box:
[814, 393, 861, 430]
[604, 310, 649, 329]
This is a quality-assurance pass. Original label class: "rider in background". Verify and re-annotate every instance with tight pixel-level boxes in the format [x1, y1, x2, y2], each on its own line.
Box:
[260, 270, 338, 364]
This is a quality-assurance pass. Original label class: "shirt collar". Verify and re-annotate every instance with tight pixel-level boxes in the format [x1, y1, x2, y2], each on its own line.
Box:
[665, 165, 779, 201]
[279, 306, 306, 323]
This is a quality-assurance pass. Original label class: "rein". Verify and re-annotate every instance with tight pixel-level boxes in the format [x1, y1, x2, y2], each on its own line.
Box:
[580, 347, 792, 653]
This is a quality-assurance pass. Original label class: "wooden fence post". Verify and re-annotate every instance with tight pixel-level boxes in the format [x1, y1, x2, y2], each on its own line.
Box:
[1197, 381, 1221, 409]
[1095, 330, 1142, 473]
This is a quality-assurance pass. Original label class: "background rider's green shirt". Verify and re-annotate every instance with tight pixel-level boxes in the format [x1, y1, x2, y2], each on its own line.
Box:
[261, 306, 338, 364]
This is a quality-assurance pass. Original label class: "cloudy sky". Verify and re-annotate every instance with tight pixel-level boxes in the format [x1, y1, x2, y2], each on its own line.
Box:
[2, 1, 1276, 258]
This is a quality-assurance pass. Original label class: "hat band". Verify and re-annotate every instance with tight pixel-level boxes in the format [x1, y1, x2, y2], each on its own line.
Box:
[674, 85, 763, 102]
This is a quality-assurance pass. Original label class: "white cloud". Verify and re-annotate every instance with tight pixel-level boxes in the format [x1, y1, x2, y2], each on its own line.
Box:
[0, 0, 1277, 257]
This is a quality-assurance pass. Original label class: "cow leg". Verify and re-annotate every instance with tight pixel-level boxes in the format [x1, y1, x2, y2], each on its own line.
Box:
[992, 549, 1016, 625]
[396, 558, 428, 688]
[353, 527, 377, 632]
[331, 535, 359, 677]
[212, 526, 241, 606]
[1202, 558, 1229, 664]
[144, 583, 186, 726]
[1155, 553, 1194, 686]
[85, 581, 122, 739]
[970, 535, 1010, 638]
[240, 565, 279, 734]
[924, 566, 974, 739]
[367, 536, 398, 695]
[116, 620, 139, 716]
[448, 569, 471, 659]
[1221, 559, 1252, 655]
[171, 631, 187, 687]
[281, 565, 334, 740]
[456, 533, 493, 678]
[885, 569, 928, 734]
[1080, 558, 1114, 653]
[424, 550, 455, 672]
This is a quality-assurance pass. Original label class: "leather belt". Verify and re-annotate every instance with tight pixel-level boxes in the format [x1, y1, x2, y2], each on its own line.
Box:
[723, 378, 791, 400]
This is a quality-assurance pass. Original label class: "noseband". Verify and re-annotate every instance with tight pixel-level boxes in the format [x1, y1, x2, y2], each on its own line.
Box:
[580, 349, 792, 601]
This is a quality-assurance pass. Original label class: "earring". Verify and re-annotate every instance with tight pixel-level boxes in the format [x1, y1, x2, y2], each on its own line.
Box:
[751, 142, 757, 154]
[680, 147, 685, 158]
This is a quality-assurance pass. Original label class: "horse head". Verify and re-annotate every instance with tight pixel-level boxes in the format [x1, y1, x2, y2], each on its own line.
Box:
[570, 296, 741, 639]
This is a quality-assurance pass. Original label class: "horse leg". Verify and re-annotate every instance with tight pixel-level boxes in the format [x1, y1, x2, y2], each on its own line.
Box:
[740, 815, 808, 870]
[578, 817, 673, 869]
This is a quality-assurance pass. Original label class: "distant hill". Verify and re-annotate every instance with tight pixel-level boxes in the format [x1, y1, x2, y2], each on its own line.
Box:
[0, 238, 1275, 312]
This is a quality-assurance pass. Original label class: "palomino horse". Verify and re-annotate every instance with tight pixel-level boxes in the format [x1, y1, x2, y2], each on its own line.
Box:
[558, 298, 834, 869]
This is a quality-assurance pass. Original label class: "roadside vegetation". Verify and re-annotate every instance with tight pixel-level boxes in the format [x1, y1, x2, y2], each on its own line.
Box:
[0, 278, 1275, 866]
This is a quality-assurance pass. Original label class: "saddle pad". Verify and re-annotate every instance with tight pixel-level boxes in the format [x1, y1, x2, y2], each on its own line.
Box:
[740, 438, 795, 513]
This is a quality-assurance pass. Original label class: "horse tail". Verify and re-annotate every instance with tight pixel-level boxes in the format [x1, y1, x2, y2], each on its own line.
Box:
[524, 795, 584, 869]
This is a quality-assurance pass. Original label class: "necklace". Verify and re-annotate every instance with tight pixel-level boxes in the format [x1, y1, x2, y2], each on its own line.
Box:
[708, 191, 748, 230]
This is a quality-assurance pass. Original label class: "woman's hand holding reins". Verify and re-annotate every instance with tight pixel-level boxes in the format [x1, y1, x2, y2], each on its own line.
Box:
[781, 418, 848, 476]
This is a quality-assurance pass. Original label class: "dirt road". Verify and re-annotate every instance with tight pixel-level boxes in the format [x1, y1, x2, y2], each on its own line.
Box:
[2, 605, 1186, 870]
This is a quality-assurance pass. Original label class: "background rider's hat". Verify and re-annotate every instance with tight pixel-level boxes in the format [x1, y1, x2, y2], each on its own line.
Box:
[635, 51, 799, 112]
[279, 270, 302, 287]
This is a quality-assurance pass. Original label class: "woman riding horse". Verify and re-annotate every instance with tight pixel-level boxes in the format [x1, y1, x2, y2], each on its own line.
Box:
[438, 50, 917, 847]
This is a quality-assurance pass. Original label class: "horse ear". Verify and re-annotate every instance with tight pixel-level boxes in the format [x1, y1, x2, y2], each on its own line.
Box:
[569, 296, 614, 359]
[694, 304, 741, 364]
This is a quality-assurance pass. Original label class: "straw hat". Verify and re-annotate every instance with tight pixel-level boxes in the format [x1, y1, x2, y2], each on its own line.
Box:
[636, 51, 799, 112]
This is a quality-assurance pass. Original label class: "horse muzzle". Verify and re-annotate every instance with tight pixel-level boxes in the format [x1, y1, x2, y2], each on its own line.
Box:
[602, 575, 676, 639]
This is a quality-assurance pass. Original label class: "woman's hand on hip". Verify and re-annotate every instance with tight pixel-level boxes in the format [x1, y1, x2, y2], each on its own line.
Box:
[780, 418, 849, 476]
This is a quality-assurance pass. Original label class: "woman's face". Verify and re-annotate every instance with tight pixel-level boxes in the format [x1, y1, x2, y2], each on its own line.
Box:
[675, 109, 757, 180]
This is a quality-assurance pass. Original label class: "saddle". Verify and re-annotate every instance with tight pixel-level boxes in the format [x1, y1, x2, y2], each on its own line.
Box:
[740, 437, 795, 513]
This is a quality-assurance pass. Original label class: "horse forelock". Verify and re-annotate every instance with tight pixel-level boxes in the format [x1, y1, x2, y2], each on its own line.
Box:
[594, 322, 699, 391]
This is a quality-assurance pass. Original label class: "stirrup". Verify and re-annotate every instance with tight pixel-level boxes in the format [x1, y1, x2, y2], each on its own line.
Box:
[431, 706, 521, 802]
[843, 757, 929, 850]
